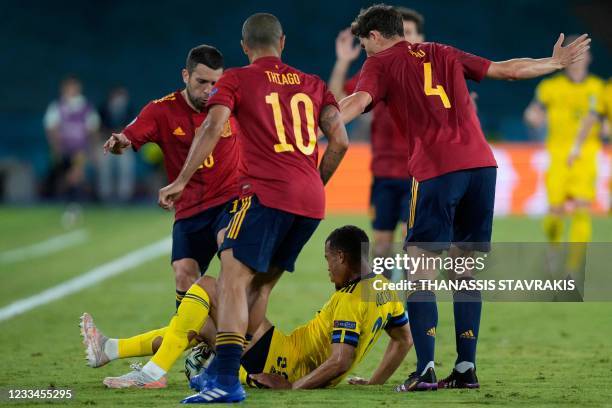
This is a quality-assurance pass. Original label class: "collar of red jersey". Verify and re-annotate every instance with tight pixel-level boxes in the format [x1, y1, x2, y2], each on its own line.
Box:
[252, 56, 283, 66]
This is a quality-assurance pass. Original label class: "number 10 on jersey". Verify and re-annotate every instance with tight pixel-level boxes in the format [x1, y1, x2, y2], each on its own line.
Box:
[265, 92, 317, 156]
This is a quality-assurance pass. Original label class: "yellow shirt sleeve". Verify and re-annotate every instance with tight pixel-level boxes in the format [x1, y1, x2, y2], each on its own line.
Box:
[535, 78, 553, 106]
[387, 301, 409, 328]
[330, 294, 362, 347]
[598, 81, 612, 119]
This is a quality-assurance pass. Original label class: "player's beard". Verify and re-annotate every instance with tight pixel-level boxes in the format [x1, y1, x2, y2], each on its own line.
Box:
[186, 88, 206, 111]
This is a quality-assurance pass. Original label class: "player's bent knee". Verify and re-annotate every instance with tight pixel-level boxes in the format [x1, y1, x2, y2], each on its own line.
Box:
[196, 276, 218, 307]
[173, 259, 200, 290]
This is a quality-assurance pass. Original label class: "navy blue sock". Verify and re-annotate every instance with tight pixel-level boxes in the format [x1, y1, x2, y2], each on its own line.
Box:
[214, 332, 245, 387]
[453, 288, 482, 367]
[175, 290, 187, 310]
[406, 290, 438, 374]
[206, 352, 218, 376]
[244, 333, 253, 348]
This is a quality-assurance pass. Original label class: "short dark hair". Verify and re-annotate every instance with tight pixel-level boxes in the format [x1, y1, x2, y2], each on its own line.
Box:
[351, 4, 404, 39]
[186, 44, 224, 73]
[326, 225, 370, 268]
[242, 13, 283, 49]
[395, 6, 424, 35]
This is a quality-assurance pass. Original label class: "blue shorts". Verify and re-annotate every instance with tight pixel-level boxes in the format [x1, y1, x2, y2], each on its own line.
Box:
[171, 200, 236, 273]
[218, 195, 320, 273]
[405, 167, 496, 252]
[370, 177, 412, 231]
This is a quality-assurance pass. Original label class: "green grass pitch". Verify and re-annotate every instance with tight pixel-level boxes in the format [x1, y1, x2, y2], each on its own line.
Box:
[0, 206, 611, 407]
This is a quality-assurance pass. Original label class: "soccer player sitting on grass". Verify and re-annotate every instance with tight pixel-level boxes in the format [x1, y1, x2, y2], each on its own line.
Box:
[187, 225, 412, 394]
[80, 226, 412, 396]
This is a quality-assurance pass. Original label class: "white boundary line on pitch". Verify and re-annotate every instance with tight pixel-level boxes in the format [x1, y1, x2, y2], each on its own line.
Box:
[0, 229, 89, 265]
[0, 236, 172, 322]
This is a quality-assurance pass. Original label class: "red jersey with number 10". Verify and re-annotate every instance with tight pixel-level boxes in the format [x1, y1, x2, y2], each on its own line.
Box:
[123, 91, 239, 220]
[207, 56, 338, 219]
[355, 41, 497, 182]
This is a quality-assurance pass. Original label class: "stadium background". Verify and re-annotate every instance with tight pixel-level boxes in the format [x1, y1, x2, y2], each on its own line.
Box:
[1, 0, 611, 406]
[1, 0, 611, 211]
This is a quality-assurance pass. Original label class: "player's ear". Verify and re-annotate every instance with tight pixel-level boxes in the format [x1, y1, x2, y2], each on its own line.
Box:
[338, 250, 346, 265]
[279, 34, 286, 53]
[240, 40, 248, 55]
[181, 68, 189, 85]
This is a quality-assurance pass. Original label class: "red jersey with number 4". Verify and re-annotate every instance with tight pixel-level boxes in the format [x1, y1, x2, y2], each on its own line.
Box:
[355, 41, 497, 182]
[123, 91, 239, 220]
[207, 56, 338, 219]
[345, 72, 410, 179]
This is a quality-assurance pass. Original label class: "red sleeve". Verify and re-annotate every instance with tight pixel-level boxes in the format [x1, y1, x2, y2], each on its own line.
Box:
[344, 71, 360, 95]
[122, 102, 159, 151]
[207, 70, 240, 112]
[439, 44, 491, 82]
[354, 57, 386, 112]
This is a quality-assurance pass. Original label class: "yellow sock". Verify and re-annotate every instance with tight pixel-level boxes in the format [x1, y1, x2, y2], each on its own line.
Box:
[150, 284, 210, 372]
[239, 365, 249, 386]
[543, 214, 564, 243]
[118, 326, 168, 358]
[566, 208, 592, 271]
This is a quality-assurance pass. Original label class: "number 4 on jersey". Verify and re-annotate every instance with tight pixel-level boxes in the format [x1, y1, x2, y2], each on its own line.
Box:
[423, 62, 451, 109]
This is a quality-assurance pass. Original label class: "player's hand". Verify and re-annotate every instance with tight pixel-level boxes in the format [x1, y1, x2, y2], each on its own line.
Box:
[551, 33, 591, 69]
[249, 373, 292, 389]
[103, 133, 131, 155]
[336, 28, 361, 62]
[158, 181, 185, 210]
[347, 376, 370, 385]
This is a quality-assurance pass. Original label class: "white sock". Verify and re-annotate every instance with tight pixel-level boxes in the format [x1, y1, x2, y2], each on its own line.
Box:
[421, 361, 435, 376]
[104, 339, 119, 360]
[141, 361, 166, 381]
[455, 361, 475, 373]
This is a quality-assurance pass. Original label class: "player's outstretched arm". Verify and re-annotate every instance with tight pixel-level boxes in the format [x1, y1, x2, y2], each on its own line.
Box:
[103, 133, 131, 155]
[249, 343, 355, 390]
[487, 33, 591, 81]
[328, 28, 362, 100]
[338, 91, 372, 125]
[349, 324, 413, 386]
[318, 105, 349, 185]
[158, 105, 230, 210]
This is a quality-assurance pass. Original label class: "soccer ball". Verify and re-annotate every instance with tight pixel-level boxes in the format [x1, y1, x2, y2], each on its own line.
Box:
[184, 343, 215, 380]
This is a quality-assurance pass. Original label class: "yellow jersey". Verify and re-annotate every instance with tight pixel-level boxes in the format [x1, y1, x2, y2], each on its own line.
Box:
[536, 73, 605, 156]
[287, 275, 407, 386]
[595, 79, 612, 123]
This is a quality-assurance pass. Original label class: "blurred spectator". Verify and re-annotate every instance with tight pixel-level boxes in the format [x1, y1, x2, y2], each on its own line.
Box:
[42, 75, 99, 200]
[97, 86, 136, 202]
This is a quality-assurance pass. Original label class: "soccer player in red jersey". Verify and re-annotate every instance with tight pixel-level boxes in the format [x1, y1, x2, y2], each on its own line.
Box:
[82, 45, 242, 389]
[103, 45, 238, 309]
[328, 7, 424, 259]
[158, 13, 349, 403]
[339, 4, 591, 392]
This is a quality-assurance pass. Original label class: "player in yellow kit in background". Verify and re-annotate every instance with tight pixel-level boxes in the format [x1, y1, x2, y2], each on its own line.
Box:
[570, 79, 612, 212]
[524, 35, 604, 275]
